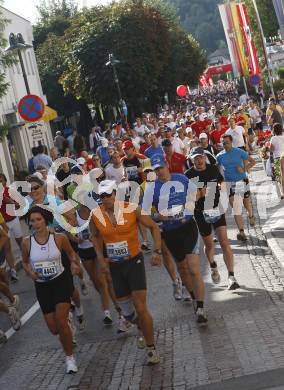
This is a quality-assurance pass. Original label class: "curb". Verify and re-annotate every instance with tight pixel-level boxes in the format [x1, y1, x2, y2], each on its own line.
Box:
[262, 229, 284, 270]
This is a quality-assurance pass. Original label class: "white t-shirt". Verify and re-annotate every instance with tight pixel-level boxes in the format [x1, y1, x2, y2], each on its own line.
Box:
[105, 164, 124, 184]
[248, 108, 261, 124]
[172, 137, 185, 154]
[225, 126, 245, 148]
[271, 135, 284, 159]
[134, 125, 149, 137]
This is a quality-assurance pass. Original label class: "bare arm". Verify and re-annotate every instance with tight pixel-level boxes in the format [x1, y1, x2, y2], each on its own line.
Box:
[21, 237, 38, 280]
[89, 219, 109, 272]
[55, 234, 80, 274]
[0, 227, 8, 251]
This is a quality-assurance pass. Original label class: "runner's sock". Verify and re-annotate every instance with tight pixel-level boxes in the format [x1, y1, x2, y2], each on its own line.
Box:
[190, 291, 195, 300]
[228, 272, 234, 277]
[196, 301, 204, 309]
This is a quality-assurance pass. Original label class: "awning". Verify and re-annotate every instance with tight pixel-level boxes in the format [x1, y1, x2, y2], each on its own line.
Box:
[42, 106, 58, 122]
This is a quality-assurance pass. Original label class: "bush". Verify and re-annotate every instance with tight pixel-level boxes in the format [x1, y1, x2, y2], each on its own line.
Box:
[277, 67, 284, 79]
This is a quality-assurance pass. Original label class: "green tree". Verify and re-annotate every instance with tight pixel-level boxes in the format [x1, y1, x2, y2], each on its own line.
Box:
[60, 0, 206, 115]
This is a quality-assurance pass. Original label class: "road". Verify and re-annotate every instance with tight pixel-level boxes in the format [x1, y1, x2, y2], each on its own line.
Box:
[1, 159, 284, 389]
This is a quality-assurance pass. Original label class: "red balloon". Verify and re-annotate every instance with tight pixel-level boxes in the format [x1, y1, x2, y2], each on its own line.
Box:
[176, 85, 188, 97]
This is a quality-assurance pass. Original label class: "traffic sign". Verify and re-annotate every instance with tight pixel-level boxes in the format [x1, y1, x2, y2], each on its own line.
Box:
[18, 94, 45, 122]
[249, 74, 261, 86]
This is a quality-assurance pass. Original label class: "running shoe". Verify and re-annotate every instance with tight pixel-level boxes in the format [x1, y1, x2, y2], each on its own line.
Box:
[8, 306, 21, 331]
[213, 237, 218, 243]
[137, 336, 146, 349]
[141, 241, 151, 252]
[211, 268, 221, 284]
[66, 356, 78, 374]
[77, 315, 86, 331]
[249, 215, 256, 227]
[10, 269, 18, 282]
[103, 311, 113, 326]
[80, 281, 88, 296]
[228, 276, 240, 290]
[237, 231, 248, 241]
[182, 285, 192, 302]
[0, 329, 7, 344]
[117, 316, 133, 333]
[9, 295, 20, 312]
[68, 312, 77, 345]
[173, 279, 182, 301]
[146, 347, 160, 365]
[195, 308, 208, 326]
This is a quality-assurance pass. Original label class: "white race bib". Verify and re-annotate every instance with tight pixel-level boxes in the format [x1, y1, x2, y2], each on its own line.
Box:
[34, 261, 61, 280]
[203, 209, 222, 224]
[106, 241, 129, 262]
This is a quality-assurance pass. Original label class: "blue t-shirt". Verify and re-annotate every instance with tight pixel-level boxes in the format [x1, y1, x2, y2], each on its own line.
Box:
[143, 173, 196, 231]
[216, 147, 248, 182]
[144, 145, 164, 159]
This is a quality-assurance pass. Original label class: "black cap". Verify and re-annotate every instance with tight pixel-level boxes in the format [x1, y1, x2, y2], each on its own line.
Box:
[190, 147, 205, 159]
[162, 139, 172, 147]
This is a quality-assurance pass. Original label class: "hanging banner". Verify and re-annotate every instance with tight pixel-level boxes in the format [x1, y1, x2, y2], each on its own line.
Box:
[218, 3, 240, 77]
[237, 2, 260, 76]
[273, 0, 284, 28]
[229, 1, 250, 77]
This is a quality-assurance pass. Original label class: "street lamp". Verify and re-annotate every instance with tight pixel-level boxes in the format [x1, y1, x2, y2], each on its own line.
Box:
[106, 53, 127, 117]
[5, 33, 33, 95]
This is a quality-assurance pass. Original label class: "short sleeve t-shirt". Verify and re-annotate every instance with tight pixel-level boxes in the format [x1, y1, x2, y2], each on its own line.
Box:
[216, 147, 248, 182]
[144, 145, 164, 159]
[166, 152, 186, 173]
[225, 126, 245, 148]
[270, 135, 284, 159]
[144, 173, 197, 231]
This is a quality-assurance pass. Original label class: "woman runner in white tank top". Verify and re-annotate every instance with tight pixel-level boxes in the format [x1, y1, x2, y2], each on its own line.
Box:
[22, 206, 80, 374]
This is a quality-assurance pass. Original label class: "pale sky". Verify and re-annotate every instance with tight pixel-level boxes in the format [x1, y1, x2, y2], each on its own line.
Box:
[3, 0, 111, 23]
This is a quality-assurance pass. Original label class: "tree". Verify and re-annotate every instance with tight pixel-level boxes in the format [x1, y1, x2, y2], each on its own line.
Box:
[60, 0, 206, 115]
[0, 4, 17, 98]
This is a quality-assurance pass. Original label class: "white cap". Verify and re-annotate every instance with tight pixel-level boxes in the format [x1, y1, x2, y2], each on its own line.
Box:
[98, 180, 117, 195]
[199, 132, 208, 139]
[101, 138, 109, 147]
[77, 157, 86, 165]
[179, 119, 185, 125]
[186, 127, 192, 134]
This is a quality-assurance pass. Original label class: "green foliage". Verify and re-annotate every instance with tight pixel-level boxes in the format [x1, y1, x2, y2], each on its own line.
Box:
[277, 68, 284, 80]
[273, 79, 284, 93]
[60, 0, 206, 114]
[166, 0, 226, 54]
[0, 122, 9, 142]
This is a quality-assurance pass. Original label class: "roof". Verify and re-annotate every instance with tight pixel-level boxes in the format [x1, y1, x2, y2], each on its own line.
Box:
[208, 48, 230, 60]
[0, 6, 31, 24]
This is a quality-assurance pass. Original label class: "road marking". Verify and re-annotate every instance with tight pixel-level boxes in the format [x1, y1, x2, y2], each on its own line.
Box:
[5, 301, 40, 339]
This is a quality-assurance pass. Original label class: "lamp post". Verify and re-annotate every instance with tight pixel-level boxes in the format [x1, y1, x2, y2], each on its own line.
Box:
[106, 53, 127, 118]
[5, 33, 33, 95]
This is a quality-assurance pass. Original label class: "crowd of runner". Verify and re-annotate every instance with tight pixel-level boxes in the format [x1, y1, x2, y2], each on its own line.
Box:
[0, 84, 284, 374]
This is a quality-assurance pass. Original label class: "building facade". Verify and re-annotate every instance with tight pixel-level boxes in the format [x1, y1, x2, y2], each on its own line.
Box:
[0, 7, 53, 182]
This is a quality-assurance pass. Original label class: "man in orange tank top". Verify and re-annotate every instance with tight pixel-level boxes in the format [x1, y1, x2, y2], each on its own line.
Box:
[90, 180, 162, 365]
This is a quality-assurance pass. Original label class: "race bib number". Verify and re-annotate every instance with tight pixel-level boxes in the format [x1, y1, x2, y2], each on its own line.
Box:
[168, 205, 185, 221]
[34, 261, 60, 280]
[106, 241, 129, 262]
[79, 229, 90, 241]
[203, 209, 222, 224]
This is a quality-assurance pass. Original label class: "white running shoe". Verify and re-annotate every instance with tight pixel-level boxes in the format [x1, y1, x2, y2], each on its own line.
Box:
[228, 276, 240, 290]
[137, 336, 146, 349]
[195, 308, 208, 326]
[211, 268, 221, 284]
[66, 355, 78, 374]
[8, 306, 21, 330]
[103, 310, 113, 326]
[10, 269, 18, 282]
[68, 312, 77, 345]
[173, 278, 182, 301]
[182, 285, 192, 302]
[117, 316, 133, 333]
[146, 347, 160, 365]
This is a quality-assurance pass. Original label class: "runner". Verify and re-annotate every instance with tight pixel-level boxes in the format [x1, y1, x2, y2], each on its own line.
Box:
[143, 154, 207, 325]
[186, 147, 240, 290]
[90, 180, 162, 365]
[216, 134, 256, 241]
[22, 206, 80, 374]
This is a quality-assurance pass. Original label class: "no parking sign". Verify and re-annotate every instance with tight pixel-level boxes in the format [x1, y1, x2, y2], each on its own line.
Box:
[18, 94, 45, 122]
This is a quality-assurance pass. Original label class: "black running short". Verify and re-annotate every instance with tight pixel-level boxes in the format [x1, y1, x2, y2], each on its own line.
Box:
[162, 219, 199, 262]
[229, 178, 250, 198]
[78, 247, 96, 261]
[61, 251, 75, 293]
[35, 271, 73, 315]
[194, 211, 226, 237]
[109, 253, 146, 298]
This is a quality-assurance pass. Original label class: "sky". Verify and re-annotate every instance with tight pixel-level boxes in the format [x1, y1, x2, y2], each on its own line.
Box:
[3, 0, 111, 22]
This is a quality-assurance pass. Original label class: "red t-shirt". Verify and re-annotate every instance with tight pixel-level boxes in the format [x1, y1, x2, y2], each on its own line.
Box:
[166, 152, 186, 173]
[139, 143, 150, 155]
[0, 186, 15, 222]
[219, 116, 228, 127]
[234, 114, 246, 127]
[86, 157, 95, 171]
[210, 128, 227, 144]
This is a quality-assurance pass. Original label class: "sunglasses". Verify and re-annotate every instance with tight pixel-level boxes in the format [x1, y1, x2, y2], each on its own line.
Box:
[223, 142, 230, 146]
[100, 192, 113, 199]
[31, 185, 41, 192]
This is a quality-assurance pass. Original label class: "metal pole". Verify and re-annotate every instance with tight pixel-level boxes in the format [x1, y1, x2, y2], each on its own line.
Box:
[112, 63, 122, 104]
[251, 0, 275, 99]
[17, 49, 30, 94]
[243, 76, 248, 97]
